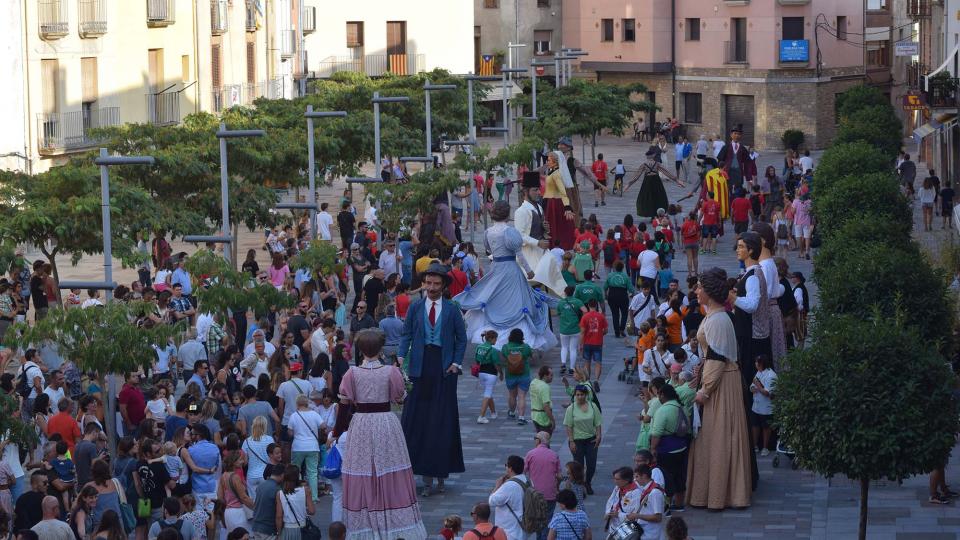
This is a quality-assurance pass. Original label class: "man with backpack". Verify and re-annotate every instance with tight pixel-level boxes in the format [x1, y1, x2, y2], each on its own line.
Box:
[17, 348, 45, 422]
[462, 503, 507, 540]
[648, 384, 689, 513]
[489, 455, 548, 540]
[148, 497, 196, 540]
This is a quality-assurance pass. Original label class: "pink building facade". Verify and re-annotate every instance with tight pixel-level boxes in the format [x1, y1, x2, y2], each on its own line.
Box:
[564, 0, 866, 149]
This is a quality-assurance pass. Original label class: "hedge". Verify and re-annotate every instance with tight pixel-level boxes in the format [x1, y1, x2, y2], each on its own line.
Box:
[812, 172, 910, 238]
[834, 106, 904, 159]
[814, 142, 892, 195]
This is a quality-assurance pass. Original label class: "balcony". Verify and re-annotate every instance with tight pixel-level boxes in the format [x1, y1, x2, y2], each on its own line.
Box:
[211, 0, 228, 34]
[281, 30, 296, 58]
[212, 85, 243, 113]
[244, 78, 284, 104]
[79, 0, 107, 36]
[302, 6, 316, 34]
[37, 107, 120, 154]
[245, 0, 257, 31]
[926, 76, 959, 108]
[147, 0, 175, 26]
[723, 41, 748, 64]
[906, 61, 929, 88]
[38, 0, 69, 39]
[317, 53, 426, 78]
[908, 0, 932, 17]
[146, 92, 180, 126]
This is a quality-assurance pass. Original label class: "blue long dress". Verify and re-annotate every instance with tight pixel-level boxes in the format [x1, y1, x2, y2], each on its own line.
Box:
[453, 221, 558, 350]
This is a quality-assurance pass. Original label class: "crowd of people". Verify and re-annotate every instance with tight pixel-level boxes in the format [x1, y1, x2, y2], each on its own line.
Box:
[0, 128, 835, 540]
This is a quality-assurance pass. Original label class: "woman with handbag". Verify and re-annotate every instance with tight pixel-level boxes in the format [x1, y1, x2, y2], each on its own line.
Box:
[218, 451, 255, 533]
[275, 464, 317, 540]
[288, 395, 324, 504]
[82, 460, 123, 532]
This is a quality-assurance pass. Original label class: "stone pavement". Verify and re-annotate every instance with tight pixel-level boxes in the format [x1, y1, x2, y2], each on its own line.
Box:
[40, 135, 960, 539]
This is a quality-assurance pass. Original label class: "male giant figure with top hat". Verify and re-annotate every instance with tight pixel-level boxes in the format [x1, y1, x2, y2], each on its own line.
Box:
[717, 126, 752, 192]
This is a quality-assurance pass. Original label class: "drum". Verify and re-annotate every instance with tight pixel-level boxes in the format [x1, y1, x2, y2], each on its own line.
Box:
[606, 520, 643, 540]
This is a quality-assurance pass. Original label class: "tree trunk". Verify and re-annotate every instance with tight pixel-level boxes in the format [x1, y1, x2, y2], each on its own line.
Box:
[591, 132, 597, 163]
[231, 223, 239, 270]
[40, 247, 63, 305]
[859, 478, 869, 540]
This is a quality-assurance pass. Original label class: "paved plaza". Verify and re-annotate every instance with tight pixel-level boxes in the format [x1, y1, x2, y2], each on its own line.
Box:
[43, 136, 960, 539]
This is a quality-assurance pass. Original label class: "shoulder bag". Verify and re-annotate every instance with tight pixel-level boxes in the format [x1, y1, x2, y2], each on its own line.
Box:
[282, 490, 322, 540]
[112, 478, 138, 533]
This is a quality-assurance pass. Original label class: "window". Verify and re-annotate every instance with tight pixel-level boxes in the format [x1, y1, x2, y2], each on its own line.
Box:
[346, 21, 363, 48]
[41, 59, 59, 114]
[782, 17, 804, 40]
[682, 93, 702, 124]
[211, 44, 222, 88]
[622, 19, 635, 42]
[484, 0, 498, 8]
[601, 18, 614, 42]
[81, 57, 98, 131]
[534, 30, 552, 55]
[246, 41, 255, 84]
[685, 18, 700, 41]
[866, 40, 890, 66]
[837, 16, 847, 40]
[867, 0, 887, 9]
[537, 0, 550, 6]
[181, 54, 190, 82]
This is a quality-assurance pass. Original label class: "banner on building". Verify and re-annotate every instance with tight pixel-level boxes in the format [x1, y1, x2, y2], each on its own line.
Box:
[479, 55, 495, 76]
[895, 42, 919, 56]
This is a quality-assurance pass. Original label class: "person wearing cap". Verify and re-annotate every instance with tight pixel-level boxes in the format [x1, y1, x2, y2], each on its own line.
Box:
[717, 126, 752, 193]
[378, 239, 400, 278]
[524, 430, 561, 540]
[625, 147, 682, 219]
[398, 261, 467, 496]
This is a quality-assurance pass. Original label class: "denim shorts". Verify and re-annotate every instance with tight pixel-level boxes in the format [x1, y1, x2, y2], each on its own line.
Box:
[582, 345, 603, 364]
[505, 375, 531, 391]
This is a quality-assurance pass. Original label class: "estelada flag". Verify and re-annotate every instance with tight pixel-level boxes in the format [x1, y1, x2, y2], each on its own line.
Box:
[479, 55, 495, 76]
[704, 168, 730, 219]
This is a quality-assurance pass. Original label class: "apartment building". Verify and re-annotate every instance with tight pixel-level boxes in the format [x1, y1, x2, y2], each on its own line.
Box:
[564, 0, 865, 150]
[0, 0, 279, 174]
[913, 0, 958, 181]
[307, 0, 474, 79]
[474, 0, 563, 74]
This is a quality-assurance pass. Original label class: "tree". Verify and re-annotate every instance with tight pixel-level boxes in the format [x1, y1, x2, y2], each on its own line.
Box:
[4, 303, 184, 447]
[0, 163, 158, 288]
[835, 85, 891, 122]
[814, 142, 892, 195]
[814, 214, 914, 274]
[366, 168, 465, 234]
[834, 106, 904, 158]
[812, 172, 910, 239]
[518, 79, 656, 160]
[289, 240, 344, 276]
[775, 313, 958, 540]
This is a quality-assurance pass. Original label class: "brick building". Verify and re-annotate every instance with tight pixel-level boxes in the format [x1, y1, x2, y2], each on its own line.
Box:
[563, 0, 866, 150]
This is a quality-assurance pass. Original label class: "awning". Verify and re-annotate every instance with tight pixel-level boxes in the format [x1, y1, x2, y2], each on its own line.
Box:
[913, 113, 957, 142]
[480, 81, 523, 102]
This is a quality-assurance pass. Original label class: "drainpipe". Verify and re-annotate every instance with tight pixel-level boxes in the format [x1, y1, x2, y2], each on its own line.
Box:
[193, 0, 201, 113]
[671, 0, 677, 119]
[21, 0, 33, 174]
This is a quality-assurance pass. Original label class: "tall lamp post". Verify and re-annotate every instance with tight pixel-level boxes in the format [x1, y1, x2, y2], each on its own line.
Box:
[423, 81, 457, 166]
[465, 74, 500, 142]
[184, 123, 265, 266]
[275, 107, 346, 240]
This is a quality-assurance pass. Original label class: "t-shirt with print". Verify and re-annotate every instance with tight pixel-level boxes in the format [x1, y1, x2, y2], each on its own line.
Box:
[701, 199, 720, 226]
[591, 160, 608, 183]
[573, 281, 604, 307]
[500, 342, 532, 380]
[556, 297, 585, 336]
[474, 343, 500, 376]
[579, 311, 608, 347]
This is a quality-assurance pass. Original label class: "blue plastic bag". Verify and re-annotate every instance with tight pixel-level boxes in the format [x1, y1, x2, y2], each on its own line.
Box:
[321, 444, 343, 479]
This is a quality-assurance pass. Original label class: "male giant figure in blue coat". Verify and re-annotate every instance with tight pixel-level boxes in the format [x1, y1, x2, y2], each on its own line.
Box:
[398, 262, 468, 497]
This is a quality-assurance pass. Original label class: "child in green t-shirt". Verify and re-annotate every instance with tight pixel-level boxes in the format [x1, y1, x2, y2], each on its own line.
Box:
[475, 330, 502, 424]
[501, 328, 533, 425]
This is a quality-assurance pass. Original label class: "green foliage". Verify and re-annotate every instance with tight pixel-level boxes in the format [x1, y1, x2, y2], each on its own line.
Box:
[835, 85, 891, 121]
[0, 392, 38, 449]
[290, 240, 344, 275]
[815, 242, 953, 349]
[834, 106, 903, 158]
[366, 168, 465, 233]
[775, 313, 957, 482]
[814, 142, 892, 195]
[814, 214, 914, 274]
[812, 172, 910, 238]
[5, 303, 183, 375]
[183, 249, 296, 322]
[781, 129, 805, 150]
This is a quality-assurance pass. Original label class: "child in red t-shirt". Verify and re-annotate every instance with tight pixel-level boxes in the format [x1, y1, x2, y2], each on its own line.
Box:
[680, 211, 701, 276]
[592, 154, 609, 207]
[730, 188, 752, 234]
[579, 298, 609, 383]
[700, 195, 721, 254]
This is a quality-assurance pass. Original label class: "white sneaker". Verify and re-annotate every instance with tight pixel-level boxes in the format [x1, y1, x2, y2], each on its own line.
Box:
[489, 413, 498, 420]
[760, 448, 770, 457]
[477, 416, 490, 424]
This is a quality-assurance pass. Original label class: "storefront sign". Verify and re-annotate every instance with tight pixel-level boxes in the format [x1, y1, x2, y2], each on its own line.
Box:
[902, 91, 926, 111]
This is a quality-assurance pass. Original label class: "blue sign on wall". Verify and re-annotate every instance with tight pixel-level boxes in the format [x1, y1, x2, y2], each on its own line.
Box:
[780, 40, 809, 62]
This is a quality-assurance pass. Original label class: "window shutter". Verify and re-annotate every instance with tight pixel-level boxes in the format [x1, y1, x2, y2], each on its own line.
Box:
[246, 41, 256, 83]
[212, 45, 222, 89]
[81, 57, 99, 103]
[346, 22, 363, 48]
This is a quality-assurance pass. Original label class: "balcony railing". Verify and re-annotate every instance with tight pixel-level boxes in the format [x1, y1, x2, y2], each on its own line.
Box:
[79, 0, 107, 36]
[926, 77, 959, 108]
[147, 0, 175, 26]
[244, 78, 284, 104]
[906, 62, 929, 88]
[723, 41, 748, 64]
[37, 107, 120, 153]
[212, 85, 243, 113]
[317, 53, 426, 78]
[211, 0, 228, 34]
[146, 92, 180, 126]
[281, 30, 296, 57]
[245, 0, 257, 31]
[38, 0, 69, 38]
[302, 6, 316, 34]
[908, 0, 932, 17]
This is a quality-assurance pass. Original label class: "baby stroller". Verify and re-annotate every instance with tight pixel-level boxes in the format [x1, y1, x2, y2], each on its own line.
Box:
[772, 436, 799, 470]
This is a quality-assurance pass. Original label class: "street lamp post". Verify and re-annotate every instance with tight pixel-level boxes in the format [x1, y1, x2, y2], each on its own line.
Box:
[59, 149, 155, 300]
[465, 75, 499, 142]
[529, 60, 553, 120]
[507, 42, 527, 82]
[424, 81, 457, 166]
[501, 67, 527, 142]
